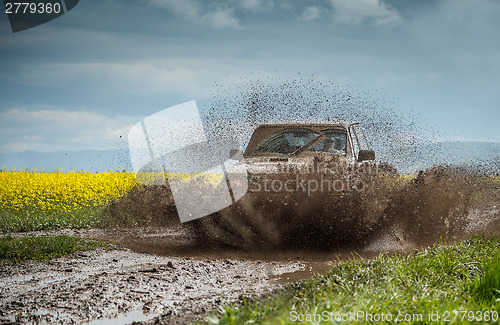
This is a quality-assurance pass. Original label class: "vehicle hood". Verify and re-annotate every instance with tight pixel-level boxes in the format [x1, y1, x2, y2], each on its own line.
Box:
[229, 154, 353, 175]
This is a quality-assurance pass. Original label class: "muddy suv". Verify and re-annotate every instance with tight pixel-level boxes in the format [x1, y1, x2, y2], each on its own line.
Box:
[192, 121, 380, 251]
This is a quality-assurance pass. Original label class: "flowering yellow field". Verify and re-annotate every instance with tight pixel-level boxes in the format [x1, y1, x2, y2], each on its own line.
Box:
[0, 170, 138, 231]
[1, 170, 137, 213]
[135, 171, 223, 186]
[0, 169, 224, 231]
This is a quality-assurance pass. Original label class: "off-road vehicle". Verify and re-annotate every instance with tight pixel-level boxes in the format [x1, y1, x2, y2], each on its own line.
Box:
[191, 121, 383, 250]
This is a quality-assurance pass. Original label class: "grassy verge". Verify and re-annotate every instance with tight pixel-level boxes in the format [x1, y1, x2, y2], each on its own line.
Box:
[207, 236, 500, 324]
[0, 208, 102, 232]
[0, 235, 110, 261]
[470, 252, 500, 304]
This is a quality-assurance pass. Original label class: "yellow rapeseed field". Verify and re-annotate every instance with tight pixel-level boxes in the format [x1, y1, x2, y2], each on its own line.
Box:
[0, 170, 138, 231]
[0, 170, 137, 213]
[136, 171, 223, 186]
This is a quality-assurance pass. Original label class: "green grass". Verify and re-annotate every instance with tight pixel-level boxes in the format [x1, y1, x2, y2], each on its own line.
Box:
[0, 208, 102, 232]
[0, 235, 110, 261]
[206, 236, 500, 324]
[470, 253, 500, 304]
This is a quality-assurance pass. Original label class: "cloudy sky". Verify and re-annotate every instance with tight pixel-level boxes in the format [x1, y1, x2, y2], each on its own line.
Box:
[1, 0, 499, 154]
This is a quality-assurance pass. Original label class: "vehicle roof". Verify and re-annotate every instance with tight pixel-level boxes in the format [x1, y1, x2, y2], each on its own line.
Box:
[258, 120, 359, 128]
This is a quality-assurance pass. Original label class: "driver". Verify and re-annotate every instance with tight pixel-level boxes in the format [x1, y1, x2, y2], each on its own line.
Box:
[323, 138, 343, 153]
[294, 138, 306, 150]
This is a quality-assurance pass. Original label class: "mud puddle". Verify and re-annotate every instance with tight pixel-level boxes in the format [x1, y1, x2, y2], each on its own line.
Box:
[84, 309, 159, 325]
[65, 227, 393, 285]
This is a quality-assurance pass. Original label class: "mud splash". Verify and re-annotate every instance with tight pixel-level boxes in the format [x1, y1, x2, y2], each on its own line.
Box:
[102, 185, 178, 227]
[102, 165, 499, 254]
[191, 166, 498, 251]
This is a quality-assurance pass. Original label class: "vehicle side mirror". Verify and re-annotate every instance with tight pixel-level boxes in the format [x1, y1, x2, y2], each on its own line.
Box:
[358, 149, 375, 161]
[230, 149, 244, 161]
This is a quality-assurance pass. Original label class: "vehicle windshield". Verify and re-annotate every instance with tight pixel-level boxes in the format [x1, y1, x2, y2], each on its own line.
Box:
[253, 128, 320, 155]
[306, 130, 347, 154]
[252, 128, 347, 156]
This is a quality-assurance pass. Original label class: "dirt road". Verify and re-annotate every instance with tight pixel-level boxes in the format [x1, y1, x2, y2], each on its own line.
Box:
[0, 228, 306, 324]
